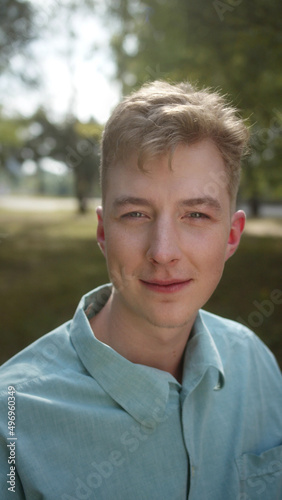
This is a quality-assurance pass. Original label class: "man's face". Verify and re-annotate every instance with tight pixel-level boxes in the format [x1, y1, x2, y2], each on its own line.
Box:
[97, 139, 245, 334]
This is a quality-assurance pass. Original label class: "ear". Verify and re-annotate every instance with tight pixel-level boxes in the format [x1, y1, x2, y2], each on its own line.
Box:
[225, 210, 245, 262]
[96, 206, 106, 257]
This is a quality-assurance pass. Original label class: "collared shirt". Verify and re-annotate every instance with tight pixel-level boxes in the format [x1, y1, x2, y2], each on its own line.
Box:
[0, 284, 281, 500]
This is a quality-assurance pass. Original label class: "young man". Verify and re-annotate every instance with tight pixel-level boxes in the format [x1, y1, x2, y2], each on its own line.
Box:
[0, 81, 281, 500]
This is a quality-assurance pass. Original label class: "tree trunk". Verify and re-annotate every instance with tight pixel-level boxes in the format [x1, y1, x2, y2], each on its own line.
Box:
[74, 169, 88, 214]
[249, 197, 260, 218]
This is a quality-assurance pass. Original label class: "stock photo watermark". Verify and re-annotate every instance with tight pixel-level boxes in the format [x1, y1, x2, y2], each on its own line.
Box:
[65, 138, 98, 170]
[213, 0, 244, 22]
[6, 386, 17, 493]
[251, 108, 282, 158]
[236, 449, 282, 500]
[236, 289, 282, 329]
[145, 64, 167, 82]
[61, 397, 170, 500]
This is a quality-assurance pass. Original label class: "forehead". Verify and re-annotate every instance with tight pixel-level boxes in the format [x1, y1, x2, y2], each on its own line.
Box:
[104, 140, 229, 205]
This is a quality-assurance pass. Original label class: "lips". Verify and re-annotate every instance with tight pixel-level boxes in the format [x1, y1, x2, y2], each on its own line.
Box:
[140, 279, 192, 294]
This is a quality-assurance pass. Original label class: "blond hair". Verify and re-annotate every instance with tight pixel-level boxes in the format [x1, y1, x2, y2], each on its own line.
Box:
[100, 80, 249, 202]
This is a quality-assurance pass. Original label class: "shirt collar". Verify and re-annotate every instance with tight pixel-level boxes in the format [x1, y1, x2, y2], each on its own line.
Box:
[70, 285, 175, 428]
[182, 311, 225, 395]
[70, 285, 225, 425]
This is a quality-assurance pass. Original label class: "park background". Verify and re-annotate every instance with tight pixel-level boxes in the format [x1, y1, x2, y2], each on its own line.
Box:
[0, 0, 281, 368]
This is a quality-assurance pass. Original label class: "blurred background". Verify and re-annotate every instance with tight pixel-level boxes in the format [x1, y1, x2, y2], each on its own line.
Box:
[0, 0, 281, 367]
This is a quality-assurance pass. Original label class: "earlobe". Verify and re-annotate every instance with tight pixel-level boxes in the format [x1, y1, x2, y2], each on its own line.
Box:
[225, 210, 245, 262]
[96, 206, 106, 256]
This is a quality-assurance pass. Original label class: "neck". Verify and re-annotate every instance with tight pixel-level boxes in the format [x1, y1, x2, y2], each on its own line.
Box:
[89, 292, 194, 383]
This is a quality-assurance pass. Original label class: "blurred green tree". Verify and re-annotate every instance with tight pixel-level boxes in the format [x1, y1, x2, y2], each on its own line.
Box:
[0, 0, 35, 76]
[105, 0, 282, 214]
[0, 0, 98, 108]
[0, 0, 102, 212]
[0, 109, 102, 212]
[0, 111, 27, 191]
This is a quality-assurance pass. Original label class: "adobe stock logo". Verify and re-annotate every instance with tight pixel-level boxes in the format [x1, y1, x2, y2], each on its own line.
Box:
[236, 289, 282, 329]
[213, 0, 244, 22]
[61, 397, 170, 500]
[65, 138, 98, 170]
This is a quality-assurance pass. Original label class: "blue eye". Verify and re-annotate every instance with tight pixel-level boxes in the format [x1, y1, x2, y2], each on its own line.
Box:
[189, 212, 208, 218]
[123, 212, 144, 218]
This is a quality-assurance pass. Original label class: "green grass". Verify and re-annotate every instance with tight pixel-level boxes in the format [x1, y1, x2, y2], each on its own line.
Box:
[0, 210, 281, 369]
[206, 233, 282, 367]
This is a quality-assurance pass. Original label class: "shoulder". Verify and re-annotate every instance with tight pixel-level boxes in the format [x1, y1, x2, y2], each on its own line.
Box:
[0, 321, 79, 397]
[200, 308, 253, 337]
[200, 308, 269, 347]
[200, 309, 281, 378]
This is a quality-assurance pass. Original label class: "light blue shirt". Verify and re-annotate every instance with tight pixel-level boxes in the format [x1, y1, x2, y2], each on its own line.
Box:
[0, 284, 281, 500]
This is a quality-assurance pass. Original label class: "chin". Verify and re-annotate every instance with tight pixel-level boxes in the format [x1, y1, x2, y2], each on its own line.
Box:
[145, 311, 194, 331]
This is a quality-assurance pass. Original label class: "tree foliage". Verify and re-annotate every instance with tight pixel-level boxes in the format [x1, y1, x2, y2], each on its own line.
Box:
[0, 109, 102, 212]
[105, 0, 282, 209]
[0, 0, 101, 212]
[25, 110, 102, 212]
[0, 0, 35, 78]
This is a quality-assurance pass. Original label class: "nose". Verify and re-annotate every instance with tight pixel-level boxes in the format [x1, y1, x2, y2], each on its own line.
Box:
[146, 216, 182, 265]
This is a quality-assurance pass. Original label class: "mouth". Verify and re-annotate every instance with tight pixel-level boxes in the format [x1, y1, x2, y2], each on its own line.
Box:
[139, 279, 192, 294]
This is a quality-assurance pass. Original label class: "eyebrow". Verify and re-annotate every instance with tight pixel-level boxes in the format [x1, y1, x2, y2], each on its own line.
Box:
[113, 195, 222, 211]
[113, 196, 152, 209]
[179, 196, 222, 211]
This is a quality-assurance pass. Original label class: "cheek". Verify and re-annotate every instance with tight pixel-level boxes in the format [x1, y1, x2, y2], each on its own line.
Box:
[195, 235, 228, 275]
[104, 231, 139, 290]
[106, 226, 145, 261]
